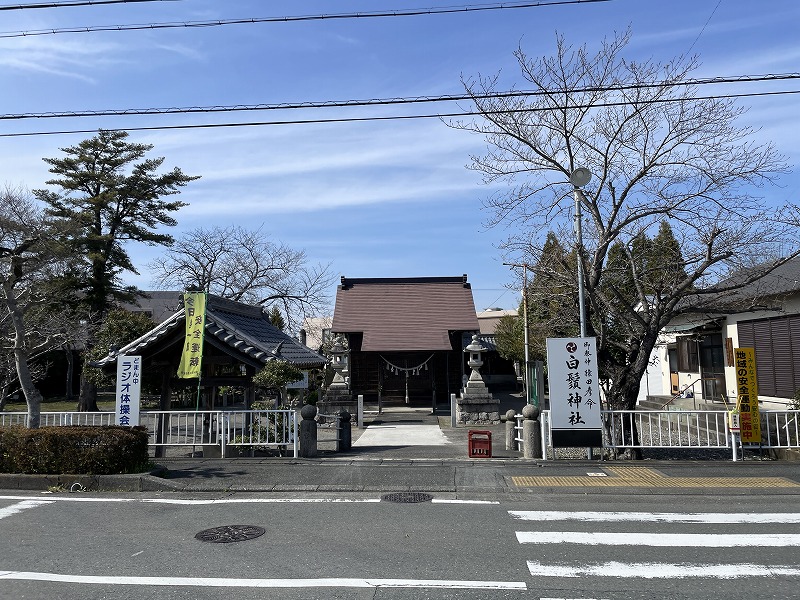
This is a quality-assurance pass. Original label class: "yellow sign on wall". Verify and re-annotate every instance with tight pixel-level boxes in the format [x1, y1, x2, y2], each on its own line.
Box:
[734, 347, 761, 443]
[177, 292, 206, 379]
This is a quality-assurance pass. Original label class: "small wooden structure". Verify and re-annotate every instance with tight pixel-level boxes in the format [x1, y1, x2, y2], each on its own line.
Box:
[96, 294, 326, 409]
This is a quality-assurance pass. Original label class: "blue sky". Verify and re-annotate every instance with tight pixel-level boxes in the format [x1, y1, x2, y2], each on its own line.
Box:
[1, 0, 798, 315]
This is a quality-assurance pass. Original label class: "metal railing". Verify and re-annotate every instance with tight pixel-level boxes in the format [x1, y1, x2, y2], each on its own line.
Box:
[0, 412, 116, 427]
[746, 410, 800, 449]
[6, 407, 799, 461]
[316, 411, 342, 452]
[513, 409, 800, 460]
[607, 409, 730, 449]
[142, 410, 297, 458]
[1, 409, 298, 458]
[660, 378, 702, 410]
[513, 415, 523, 451]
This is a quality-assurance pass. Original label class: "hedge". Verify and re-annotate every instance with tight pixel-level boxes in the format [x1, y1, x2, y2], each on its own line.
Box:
[0, 425, 150, 475]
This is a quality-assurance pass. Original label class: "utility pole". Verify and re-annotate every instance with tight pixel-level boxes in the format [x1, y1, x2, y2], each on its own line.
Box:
[504, 262, 531, 404]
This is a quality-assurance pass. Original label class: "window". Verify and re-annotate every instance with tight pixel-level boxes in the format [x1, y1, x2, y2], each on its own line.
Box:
[676, 336, 699, 373]
[738, 315, 800, 399]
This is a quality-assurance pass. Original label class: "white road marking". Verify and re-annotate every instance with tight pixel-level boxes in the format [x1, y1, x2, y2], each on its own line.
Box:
[0, 500, 53, 520]
[509, 510, 800, 524]
[527, 561, 800, 579]
[516, 531, 800, 547]
[0, 495, 133, 503]
[431, 499, 500, 504]
[0, 571, 526, 590]
[141, 498, 382, 504]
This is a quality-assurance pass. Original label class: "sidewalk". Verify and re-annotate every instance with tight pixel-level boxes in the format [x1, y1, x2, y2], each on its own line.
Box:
[2, 394, 799, 495]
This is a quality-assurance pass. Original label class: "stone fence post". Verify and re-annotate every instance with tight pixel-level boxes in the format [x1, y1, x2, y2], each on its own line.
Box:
[299, 404, 318, 458]
[504, 409, 517, 451]
[338, 410, 352, 452]
[522, 404, 542, 459]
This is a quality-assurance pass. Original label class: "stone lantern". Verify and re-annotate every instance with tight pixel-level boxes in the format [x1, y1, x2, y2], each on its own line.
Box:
[457, 334, 500, 425]
[329, 339, 349, 387]
[321, 336, 354, 416]
[465, 334, 487, 387]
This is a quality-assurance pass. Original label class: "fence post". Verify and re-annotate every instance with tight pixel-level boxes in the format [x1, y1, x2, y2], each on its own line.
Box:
[220, 413, 228, 459]
[299, 404, 318, 458]
[450, 393, 457, 428]
[293, 410, 299, 458]
[504, 409, 517, 451]
[357, 395, 364, 428]
[522, 404, 541, 459]
[339, 410, 352, 452]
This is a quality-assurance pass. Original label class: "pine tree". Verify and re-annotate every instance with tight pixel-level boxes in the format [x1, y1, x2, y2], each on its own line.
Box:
[268, 306, 286, 331]
[34, 130, 199, 315]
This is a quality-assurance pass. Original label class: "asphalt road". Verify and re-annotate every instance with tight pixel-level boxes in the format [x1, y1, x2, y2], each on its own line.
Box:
[2, 490, 800, 599]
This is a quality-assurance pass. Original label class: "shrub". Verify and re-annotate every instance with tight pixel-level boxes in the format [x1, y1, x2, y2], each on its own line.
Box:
[0, 425, 150, 475]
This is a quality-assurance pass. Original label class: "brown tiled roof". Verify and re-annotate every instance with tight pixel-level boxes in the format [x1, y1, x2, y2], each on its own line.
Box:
[332, 276, 479, 351]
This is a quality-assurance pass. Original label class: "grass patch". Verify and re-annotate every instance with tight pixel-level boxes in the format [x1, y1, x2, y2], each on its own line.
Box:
[3, 400, 116, 412]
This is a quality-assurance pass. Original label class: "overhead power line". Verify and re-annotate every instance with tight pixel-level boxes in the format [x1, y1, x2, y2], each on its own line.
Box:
[0, 0, 610, 38]
[2, 87, 798, 138]
[0, 0, 178, 10]
[1, 72, 797, 122]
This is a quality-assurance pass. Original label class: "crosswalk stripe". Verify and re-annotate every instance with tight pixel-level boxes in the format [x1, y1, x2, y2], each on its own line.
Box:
[509, 510, 800, 523]
[527, 561, 800, 579]
[516, 531, 800, 546]
[0, 500, 53, 520]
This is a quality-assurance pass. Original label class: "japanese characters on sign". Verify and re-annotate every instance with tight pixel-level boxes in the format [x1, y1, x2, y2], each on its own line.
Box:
[546, 337, 603, 447]
[177, 291, 206, 379]
[734, 347, 761, 443]
[115, 355, 141, 427]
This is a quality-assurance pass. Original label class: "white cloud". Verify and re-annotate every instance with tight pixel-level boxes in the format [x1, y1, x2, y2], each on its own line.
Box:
[0, 36, 126, 82]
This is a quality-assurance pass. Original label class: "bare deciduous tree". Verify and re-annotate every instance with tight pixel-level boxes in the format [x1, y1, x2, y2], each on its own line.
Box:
[0, 187, 74, 427]
[451, 30, 799, 424]
[148, 225, 334, 331]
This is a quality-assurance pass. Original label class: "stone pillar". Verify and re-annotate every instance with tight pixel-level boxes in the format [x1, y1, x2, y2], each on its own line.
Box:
[338, 410, 352, 452]
[504, 409, 517, 451]
[522, 404, 541, 459]
[299, 404, 318, 458]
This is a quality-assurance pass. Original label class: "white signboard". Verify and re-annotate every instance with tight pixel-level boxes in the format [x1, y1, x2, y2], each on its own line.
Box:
[546, 337, 602, 447]
[286, 370, 309, 390]
[115, 355, 142, 426]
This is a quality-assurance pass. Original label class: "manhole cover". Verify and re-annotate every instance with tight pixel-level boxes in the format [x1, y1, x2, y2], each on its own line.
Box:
[195, 525, 266, 543]
[381, 492, 434, 504]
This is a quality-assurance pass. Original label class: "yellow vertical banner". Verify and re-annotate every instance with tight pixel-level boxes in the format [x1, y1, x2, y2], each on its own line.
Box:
[177, 292, 206, 379]
[734, 347, 761, 443]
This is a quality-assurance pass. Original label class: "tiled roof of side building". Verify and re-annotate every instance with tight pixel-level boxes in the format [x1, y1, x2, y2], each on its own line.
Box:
[96, 294, 326, 369]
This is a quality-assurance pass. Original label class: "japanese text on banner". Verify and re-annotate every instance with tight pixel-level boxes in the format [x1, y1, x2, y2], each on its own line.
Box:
[177, 292, 206, 379]
[115, 355, 141, 426]
[734, 347, 761, 443]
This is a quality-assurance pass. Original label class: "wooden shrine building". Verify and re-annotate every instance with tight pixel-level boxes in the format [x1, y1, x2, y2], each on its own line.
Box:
[331, 276, 480, 408]
[96, 294, 326, 409]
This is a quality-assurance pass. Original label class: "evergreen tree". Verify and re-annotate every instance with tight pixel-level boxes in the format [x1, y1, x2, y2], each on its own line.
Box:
[34, 130, 199, 315]
[268, 305, 286, 331]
